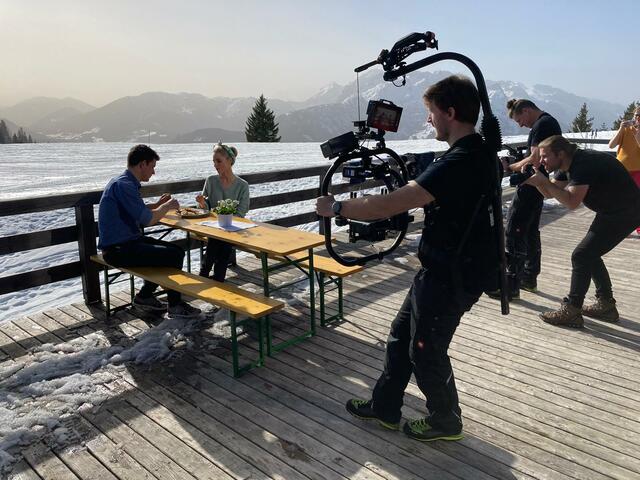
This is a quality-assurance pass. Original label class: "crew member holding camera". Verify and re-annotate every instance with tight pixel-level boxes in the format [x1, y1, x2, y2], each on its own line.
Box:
[525, 135, 640, 327]
[490, 99, 561, 299]
[316, 76, 497, 442]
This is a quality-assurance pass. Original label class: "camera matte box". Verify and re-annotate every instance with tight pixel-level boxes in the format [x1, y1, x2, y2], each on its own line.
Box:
[320, 131, 359, 158]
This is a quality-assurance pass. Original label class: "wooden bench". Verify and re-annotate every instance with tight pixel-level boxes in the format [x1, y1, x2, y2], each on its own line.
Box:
[246, 248, 364, 326]
[91, 254, 284, 377]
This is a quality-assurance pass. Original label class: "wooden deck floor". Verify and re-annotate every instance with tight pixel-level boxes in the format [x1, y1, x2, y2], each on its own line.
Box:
[3, 205, 640, 480]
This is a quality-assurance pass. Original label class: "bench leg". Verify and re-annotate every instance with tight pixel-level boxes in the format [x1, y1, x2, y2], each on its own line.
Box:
[103, 266, 111, 317]
[319, 274, 343, 326]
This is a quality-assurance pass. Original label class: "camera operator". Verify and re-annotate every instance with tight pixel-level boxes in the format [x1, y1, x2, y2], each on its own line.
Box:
[316, 75, 497, 442]
[525, 135, 640, 327]
[488, 99, 561, 299]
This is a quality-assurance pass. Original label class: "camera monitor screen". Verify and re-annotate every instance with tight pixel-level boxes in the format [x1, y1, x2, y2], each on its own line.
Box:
[367, 101, 402, 132]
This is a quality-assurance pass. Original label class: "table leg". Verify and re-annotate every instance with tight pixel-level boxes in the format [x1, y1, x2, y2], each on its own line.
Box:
[307, 248, 316, 336]
[260, 252, 272, 357]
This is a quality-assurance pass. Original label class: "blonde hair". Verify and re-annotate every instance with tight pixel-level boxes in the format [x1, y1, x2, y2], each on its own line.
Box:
[538, 135, 578, 156]
[213, 143, 238, 165]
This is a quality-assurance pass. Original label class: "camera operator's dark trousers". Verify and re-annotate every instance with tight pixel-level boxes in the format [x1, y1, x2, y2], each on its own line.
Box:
[199, 238, 233, 282]
[567, 211, 640, 308]
[505, 185, 543, 286]
[371, 268, 480, 430]
[103, 236, 185, 306]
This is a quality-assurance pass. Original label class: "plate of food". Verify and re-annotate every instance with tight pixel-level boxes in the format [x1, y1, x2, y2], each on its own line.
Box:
[177, 206, 210, 219]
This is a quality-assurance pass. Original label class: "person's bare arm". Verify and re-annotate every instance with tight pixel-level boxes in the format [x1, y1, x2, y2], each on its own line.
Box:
[507, 146, 540, 172]
[147, 198, 180, 225]
[609, 124, 628, 149]
[316, 181, 434, 220]
[525, 173, 588, 209]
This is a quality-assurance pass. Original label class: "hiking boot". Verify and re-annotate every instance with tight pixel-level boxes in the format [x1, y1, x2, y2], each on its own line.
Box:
[168, 302, 202, 319]
[520, 278, 538, 293]
[539, 303, 583, 328]
[403, 417, 463, 442]
[133, 294, 167, 312]
[345, 399, 400, 431]
[582, 297, 619, 323]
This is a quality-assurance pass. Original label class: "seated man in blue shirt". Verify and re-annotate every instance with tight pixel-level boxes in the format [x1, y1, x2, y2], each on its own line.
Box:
[98, 144, 201, 318]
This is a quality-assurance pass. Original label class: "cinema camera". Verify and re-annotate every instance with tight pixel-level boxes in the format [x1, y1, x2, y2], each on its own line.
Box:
[320, 99, 402, 160]
[320, 98, 415, 246]
[509, 163, 548, 187]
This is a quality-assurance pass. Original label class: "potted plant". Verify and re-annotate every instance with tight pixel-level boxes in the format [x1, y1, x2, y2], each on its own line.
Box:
[213, 199, 239, 228]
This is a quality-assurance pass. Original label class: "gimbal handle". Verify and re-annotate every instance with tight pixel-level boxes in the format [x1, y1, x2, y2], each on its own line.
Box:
[320, 147, 409, 267]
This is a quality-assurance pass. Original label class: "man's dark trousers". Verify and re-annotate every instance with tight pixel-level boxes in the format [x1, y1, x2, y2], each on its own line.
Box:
[506, 184, 543, 288]
[371, 268, 480, 430]
[103, 236, 185, 306]
[568, 212, 640, 307]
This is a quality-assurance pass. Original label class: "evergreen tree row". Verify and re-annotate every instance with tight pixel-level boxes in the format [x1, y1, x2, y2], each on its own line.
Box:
[0, 120, 34, 143]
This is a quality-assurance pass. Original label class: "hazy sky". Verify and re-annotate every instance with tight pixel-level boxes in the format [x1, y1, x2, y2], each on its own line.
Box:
[1, 0, 638, 108]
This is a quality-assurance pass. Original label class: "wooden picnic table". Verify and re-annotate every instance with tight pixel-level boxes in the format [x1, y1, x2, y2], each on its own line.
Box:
[160, 211, 325, 354]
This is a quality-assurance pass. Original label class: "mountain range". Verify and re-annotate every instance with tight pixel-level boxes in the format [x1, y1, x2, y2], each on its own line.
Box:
[0, 70, 625, 143]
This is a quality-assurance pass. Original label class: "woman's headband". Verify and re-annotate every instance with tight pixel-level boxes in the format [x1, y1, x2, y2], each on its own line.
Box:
[216, 142, 236, 161]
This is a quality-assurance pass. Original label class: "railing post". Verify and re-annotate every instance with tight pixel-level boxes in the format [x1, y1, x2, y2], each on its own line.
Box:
[75, 204, 101, 304]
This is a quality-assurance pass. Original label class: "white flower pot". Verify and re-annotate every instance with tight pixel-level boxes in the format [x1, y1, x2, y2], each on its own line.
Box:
[218, 214, 233, 228]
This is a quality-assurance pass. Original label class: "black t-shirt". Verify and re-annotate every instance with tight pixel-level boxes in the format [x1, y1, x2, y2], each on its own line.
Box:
[518, 112, 562, 196]
[558, 149, 640, 215]
[414, 133, 496, 289]
[527, 112, 562, 151]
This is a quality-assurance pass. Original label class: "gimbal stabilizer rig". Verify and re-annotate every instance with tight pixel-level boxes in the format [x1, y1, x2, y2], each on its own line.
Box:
[319, 31, 509, 314]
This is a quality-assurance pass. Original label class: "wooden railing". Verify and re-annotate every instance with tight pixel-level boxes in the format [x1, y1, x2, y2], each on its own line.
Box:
[0, 137, 614, 305]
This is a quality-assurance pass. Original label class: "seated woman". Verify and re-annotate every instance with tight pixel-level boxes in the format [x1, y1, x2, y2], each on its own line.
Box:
[196, 143, 250, 281]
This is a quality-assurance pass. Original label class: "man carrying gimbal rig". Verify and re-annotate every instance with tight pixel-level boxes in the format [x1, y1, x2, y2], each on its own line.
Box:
[316, 75, 498, 442]
[487, 99, 561, 300]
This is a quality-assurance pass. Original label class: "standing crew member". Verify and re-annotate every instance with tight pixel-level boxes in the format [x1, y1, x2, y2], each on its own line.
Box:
[489, 99, 561, 298]
[316, 76, 498, 441]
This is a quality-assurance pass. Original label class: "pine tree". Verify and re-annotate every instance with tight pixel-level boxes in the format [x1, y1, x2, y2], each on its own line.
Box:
[17, 127, 28, 143]
[245, 94, 281, 142]
[613, 101, 638, 129]
[0, 120, 10, 144]
[12, 133, 18, 143]
[28, 134, 33, 143]
[571, 103, 593, 133]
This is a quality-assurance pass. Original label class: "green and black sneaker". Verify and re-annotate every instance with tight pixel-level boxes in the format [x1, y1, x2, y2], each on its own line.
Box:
[520, 278, 538, 293]
[345, 399, 400, 431]
[403, 417, 463, 442]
